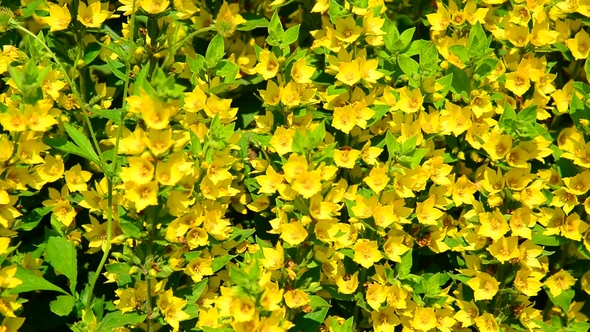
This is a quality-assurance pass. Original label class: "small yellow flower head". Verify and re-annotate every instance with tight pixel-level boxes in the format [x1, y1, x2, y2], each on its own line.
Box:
[544, 270, 576, 297]
[280, 221, 308, 246]
[336, 271, 359, 294]
[284, 289, 309, 308]
[78, 0, 109, 28]
[44, 4, 71, 32]
[230, 296, 256, 322]
[467, 272, 499, 301]
[353, 239, 382, 268]
[412, 307, 437, 331]
[475, 313, 499, 332]
[566, 29, 590, 60]
[215, 2, 246, 37]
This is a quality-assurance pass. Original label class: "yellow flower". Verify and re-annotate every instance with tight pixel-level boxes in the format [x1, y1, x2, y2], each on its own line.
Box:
[64, 164, 92, 192]
[280, 221, 308, 246]
[544, 270, 576, 297]
[416, 197, 444, 225]
[259, 80, 281, 106]
[332, 105, 357, 133]
[78, 0, 109, 28]
[256, 166, 284, 195]
[336, 60, 361, 86]
[426, 3, 450, 31]
[292, 170, 322, 198]
[335, 16, 363, 43]
[140, 0, 169, 14]
[482, 131, 512, 160]
[397, 87, 424, 113]
[183, 86, 207, 112]
[284, 289, 309, 308]
[255, 50, 279, 80]
[566, 29, 590, 60]
[505, 70, 531, 96]
[120, 157, 155, 185]
[467, 272, 499, 301]
[454, 300, 478, 327]
[125, 181, 159, 212]
[290, 57, 315, 84]
[334, 148, 361, 169]
[44, 3, 71, 32]
[474, 313, 499, 332]
[412, 307, 437, 332]
[336, 271, 359, 294]
[215, 1, 246, 37]
[487, 236, 519, 263]
[261, 242, 284, 271]
[0, 265, 22, 289]
[371, 306, 400, 332]
[353, 239, 382, 268]
[364, 165, 389, 193]
[230, 297, 256, 322]
[514, 269, 543, 296]
[478, 209, 509, 240]
[157, 289, 190, 330]
[114, 288, 137, 314]
[184, 256, 213, 282]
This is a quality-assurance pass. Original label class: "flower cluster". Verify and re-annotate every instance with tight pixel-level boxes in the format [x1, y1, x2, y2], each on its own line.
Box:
[0, 0, 590, 331]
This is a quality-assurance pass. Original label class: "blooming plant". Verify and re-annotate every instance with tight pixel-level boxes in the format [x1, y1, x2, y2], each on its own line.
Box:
[0, 0, 590, 331]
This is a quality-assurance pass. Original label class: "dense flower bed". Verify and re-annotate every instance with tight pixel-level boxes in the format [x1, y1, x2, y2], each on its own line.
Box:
[0, 0, 590, 331]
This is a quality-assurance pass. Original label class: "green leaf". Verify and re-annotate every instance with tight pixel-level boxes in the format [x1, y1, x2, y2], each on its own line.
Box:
[206, 34, 225, 69]
[105, 263, 132, 286]
[14, 206, 52, 231]
[309, 121, 326, 147]
[64, 122, 101, 167]
[398, 55, 420, 86]
[45, 236, 78, 293]
[106, 58, 126, 81]
[292, 129, 309, 155]
[83, 43, 102, 65]
[567, 322, 590, 332]
[386, 131, 400, 158]
[283, 24, 300, 45]
[546, 288, 575, 313]
[448, 45, 470, 66]
[401, 135, 417, 156]
[12, 265, 68, 295]
[92, 108, 123, 124]
[517, 105, 537, 123]
[211, 255, 236, 273]
[398, 249, 413, 279]
[468, 22, 489, 56]
[96, 312, 147, 332]
[411, 148, 429, 168]
[293, 307, 329, 331]
[499, 103, 517, 133]
[531, 225, 567, 246]
[268, 11, 284, 40]
[237, 14, 269, 31]
[447, 64, 470, 96]
[474, 57, 498, 80]
[229, 265, 251, 287]
[50, 295, 76, 316]
[570, 93, 590, 133]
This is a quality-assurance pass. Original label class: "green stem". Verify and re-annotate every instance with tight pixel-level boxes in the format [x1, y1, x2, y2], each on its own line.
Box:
[11, 22, 105, 171]
[84, 0, 138, 310]
[85, 178, 114, 309]
[145, 207, 157, 332]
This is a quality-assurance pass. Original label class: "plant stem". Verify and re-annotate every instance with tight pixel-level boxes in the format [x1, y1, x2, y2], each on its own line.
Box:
[85, 178, 114, 309]
[10, 22, 106, 171]
[84, 0, 138, 310]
